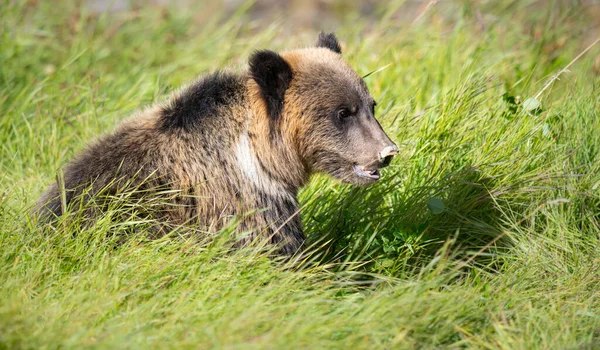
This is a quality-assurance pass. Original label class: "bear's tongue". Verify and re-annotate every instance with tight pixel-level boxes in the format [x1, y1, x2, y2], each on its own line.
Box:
[353, 164, 380, 179]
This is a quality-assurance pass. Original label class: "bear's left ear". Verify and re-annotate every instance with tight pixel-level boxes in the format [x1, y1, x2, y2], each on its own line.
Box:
[249, 50, 293, 123]
[316, 32, 342, 54]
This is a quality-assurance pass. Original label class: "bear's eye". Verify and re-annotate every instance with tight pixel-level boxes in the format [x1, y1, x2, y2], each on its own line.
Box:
[337, 108, 352, 120]
[371, 101, 377, 115]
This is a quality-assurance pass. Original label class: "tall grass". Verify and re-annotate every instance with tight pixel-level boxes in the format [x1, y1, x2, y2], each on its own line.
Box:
[2, 0, 600, 348]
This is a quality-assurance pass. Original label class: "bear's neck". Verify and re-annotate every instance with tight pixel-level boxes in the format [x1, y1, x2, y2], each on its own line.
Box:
[233, 84, 309, 197]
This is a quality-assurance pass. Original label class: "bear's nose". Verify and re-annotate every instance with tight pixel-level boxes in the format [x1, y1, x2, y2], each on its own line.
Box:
[379, 144, 399, 161]
[378, 144, 398, 167]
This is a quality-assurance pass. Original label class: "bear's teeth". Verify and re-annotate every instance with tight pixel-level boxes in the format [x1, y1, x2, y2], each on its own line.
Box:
[368, 170, 380, 179]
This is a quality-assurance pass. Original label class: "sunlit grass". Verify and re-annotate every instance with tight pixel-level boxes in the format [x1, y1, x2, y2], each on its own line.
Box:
[2, 1, 600, 348]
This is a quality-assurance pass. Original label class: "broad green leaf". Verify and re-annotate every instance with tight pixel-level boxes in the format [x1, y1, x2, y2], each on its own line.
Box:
[427, 198, 446, 215]
[523, 97, 542, 115]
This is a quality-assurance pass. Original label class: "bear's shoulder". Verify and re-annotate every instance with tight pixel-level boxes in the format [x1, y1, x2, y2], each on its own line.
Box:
[158, 71, 246, 132]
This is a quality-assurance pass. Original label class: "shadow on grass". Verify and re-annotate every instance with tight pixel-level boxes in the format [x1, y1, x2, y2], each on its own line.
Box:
[302, 166, 510, 276]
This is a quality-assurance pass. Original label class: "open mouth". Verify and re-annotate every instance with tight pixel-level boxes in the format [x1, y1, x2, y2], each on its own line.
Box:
[353, 164, 380, 180]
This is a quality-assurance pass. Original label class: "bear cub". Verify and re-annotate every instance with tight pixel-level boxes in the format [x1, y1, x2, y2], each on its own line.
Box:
[36, 33, 398, 256]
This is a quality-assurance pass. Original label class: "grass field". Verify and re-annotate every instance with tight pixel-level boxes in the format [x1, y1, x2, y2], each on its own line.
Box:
[2, 0, 600, 348]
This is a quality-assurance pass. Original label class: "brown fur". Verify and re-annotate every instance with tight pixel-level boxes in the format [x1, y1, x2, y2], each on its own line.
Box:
[35, 33, 397, 256]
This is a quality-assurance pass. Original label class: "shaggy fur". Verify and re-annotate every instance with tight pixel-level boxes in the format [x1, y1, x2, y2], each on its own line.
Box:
[36, 33, 397, 256]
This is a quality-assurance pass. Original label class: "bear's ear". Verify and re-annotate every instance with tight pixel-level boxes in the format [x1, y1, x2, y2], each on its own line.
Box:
[249, 50, 293, 122]
[316, 32, 342, 54]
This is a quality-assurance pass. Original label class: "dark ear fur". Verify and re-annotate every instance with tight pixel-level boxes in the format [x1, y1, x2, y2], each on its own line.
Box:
[249, 50, 293, 123]
[316, 32, 342, 54]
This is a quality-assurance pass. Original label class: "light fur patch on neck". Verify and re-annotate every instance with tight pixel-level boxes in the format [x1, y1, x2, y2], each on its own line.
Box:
[235, 131, 295, 203]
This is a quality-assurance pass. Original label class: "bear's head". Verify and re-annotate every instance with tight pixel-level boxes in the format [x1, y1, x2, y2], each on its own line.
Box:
[249, 33, 398, 186]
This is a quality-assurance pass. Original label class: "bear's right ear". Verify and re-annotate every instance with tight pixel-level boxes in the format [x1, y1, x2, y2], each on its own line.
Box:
[249, 50, 293, 123]
[316, 32, 342, 54]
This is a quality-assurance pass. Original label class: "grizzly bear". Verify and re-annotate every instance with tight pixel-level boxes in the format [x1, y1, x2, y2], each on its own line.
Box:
[35, 33, 398, 256]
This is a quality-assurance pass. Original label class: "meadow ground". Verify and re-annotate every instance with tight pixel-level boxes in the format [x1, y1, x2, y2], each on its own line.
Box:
[2, 1, 600, 348]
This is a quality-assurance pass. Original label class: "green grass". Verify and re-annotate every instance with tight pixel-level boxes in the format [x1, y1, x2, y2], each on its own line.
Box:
[2, 0, 600, 348]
